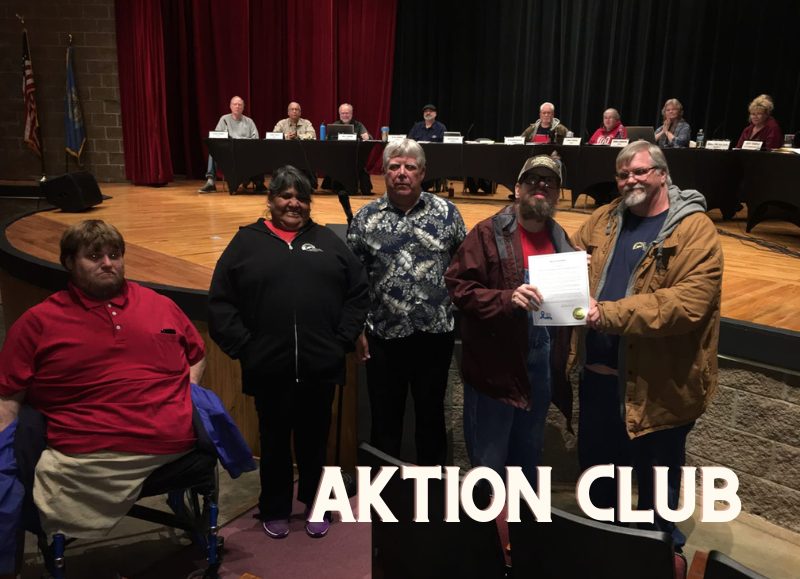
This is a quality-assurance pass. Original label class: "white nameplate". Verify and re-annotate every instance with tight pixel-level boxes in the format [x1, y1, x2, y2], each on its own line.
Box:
[563, 137, 582, 146]
[443, 135, 464, 144]
[388, 134, 406, 143]
[610, 138, 629, 147]
[742, 140, 763, 151]
[209, 131, 228, 139]
[265, 132, 284, 140]
[505, 136, 525, 145]
[337, 133, 357, 141]
[706, 140, 731, 150]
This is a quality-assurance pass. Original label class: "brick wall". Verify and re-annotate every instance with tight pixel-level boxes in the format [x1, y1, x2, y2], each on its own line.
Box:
[0, 0, 124, 182]
[445, 354, 800, 534]
[687, 361, 800, 534]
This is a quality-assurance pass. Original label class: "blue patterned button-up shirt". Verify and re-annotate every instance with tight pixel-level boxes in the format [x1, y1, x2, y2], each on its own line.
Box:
[347, 192, 466, 339]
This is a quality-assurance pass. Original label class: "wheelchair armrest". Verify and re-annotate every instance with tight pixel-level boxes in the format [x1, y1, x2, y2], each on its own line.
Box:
[139, 449, 217, 499]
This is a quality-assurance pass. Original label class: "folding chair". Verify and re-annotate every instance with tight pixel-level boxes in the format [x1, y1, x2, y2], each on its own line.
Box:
[509, 504, 676, 579]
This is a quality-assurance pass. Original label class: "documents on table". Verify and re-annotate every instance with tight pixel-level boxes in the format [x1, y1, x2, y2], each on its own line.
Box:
[528, 251, 589, 326]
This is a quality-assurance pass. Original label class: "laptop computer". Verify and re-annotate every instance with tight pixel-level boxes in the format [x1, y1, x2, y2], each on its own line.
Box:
[326, 123, 356, 140]
[626, 126, 657, 144]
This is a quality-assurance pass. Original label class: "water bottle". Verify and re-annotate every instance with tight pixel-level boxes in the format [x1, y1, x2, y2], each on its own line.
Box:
[696, 129, 705, 149]
[319, 123, 326, 141]
[381, 126, 390, 142]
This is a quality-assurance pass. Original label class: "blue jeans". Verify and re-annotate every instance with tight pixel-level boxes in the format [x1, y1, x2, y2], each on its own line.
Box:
[205, 155, 215, 179]
[578, 368, 693, 549]
[463, 323, 551, 486]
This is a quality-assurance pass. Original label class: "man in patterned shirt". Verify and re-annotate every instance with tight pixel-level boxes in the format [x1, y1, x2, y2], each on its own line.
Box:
[273, 101, 316, 141]
[347, 139, 466, 465]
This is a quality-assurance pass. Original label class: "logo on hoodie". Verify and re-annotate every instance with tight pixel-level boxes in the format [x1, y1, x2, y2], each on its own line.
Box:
[301, 243, 323, 252]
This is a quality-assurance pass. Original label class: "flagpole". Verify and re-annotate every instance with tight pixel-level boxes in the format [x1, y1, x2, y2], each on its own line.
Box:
[65, 32, 87, 173]
[19, 14, 46, 181]
[65, 34, 72, 174]
[36, 31, 46, 182]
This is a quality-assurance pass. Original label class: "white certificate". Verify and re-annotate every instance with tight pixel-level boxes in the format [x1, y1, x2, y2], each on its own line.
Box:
[528, 251, 589, 326]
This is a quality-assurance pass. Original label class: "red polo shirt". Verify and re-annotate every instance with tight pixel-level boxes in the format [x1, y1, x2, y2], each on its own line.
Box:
[0, 281, 204, 454]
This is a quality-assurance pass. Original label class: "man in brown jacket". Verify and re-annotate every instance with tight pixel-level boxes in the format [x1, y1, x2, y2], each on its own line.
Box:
[445, 154, 574, 486]
[571, 140, 723, 556]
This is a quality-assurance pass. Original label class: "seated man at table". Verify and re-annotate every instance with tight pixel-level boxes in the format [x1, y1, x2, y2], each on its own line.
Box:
[326, 103, 374, 223]
[408, 104, 446, 143]
[200, 95, 265, 193]
[521, 102, 570, 144]
[0, 219, 206, 541]
[273, 101, 316, 140]
[408, 104, 447, 191]
[330, 102, 371, 142]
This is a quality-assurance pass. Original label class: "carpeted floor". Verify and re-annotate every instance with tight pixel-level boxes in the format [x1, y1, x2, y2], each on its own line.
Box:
[216, 496, 370, 579]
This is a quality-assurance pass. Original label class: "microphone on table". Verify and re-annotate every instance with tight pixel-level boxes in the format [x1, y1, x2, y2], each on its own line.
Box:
[710, 122, 725, 139]
[464, 122, 475, 141]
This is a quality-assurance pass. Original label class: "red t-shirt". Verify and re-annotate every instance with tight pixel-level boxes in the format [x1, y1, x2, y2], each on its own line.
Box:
[265, 219, 300, 243]
[0, 281, 204, 454]
[519, 226, 556, 268]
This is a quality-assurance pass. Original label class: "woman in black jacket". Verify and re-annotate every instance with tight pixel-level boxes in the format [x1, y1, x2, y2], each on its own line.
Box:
[208, 165, 369, 539]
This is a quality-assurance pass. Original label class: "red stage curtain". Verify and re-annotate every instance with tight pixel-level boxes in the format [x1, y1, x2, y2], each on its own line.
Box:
[336, 0, 397, 142]
[119, 0, 397, 181]
[115, 0, 173, 185]
[336, 0, 398, 172]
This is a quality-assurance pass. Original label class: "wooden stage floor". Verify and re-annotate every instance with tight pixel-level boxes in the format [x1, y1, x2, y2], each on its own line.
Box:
[5, 178, 800, 333]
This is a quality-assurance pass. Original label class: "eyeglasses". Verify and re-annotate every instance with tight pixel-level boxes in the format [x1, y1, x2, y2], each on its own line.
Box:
[522, 174, 558, 187]
[615, 166, 659, 181]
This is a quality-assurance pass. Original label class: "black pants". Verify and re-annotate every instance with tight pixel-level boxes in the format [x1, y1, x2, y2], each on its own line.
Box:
[578, 369, 692, 548]
[253, 381, 336, 520]
[365, 331, 454, 465]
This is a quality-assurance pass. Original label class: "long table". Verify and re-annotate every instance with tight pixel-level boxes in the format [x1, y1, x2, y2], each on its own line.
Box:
[206, 138, 378, 196]
[205, 139, 800, 232]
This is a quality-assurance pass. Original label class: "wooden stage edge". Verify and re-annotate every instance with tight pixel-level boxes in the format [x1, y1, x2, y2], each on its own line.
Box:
[2, 179, 799, 333]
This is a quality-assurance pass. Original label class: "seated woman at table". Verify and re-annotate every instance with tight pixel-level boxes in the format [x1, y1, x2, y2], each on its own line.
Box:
[655, 98, 690, 148]
[736, 94, 783, 150]
[588, 108, 627, 144]
[208, 165, 369, 540]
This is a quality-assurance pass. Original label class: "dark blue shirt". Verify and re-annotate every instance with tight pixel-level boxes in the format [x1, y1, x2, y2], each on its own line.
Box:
[408, 120, 447, 142]
[586, 209, 668, 367]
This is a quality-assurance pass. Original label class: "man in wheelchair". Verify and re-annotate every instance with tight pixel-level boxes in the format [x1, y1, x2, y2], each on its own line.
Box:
[0, 220, 213, 576]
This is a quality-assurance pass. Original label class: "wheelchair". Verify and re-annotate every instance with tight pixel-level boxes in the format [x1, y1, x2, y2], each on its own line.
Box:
[13, 406, 224, 579]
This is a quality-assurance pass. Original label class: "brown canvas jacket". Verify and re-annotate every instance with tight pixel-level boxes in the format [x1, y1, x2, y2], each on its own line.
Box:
[570, 186, 723, 438]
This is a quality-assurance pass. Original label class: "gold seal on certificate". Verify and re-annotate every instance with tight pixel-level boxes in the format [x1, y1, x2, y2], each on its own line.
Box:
[572, 307, 586, 320]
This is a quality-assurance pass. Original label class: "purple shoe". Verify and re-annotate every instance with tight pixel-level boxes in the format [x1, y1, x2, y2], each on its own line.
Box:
[305, 511, 331, 538]
[262, 518, 290, 539]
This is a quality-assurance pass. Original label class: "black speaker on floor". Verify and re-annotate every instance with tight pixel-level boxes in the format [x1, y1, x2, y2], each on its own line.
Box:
[40, 171, 103, 212]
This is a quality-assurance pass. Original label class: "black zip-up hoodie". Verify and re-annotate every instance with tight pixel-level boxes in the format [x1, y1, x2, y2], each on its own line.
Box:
[208, 218, 369, 394]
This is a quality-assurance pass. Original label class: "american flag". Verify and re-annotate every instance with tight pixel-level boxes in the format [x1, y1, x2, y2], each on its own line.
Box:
[22, 29, 42, 157]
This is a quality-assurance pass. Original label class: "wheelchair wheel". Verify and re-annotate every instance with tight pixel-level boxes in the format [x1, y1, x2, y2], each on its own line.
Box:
[166, 466, 219, 547]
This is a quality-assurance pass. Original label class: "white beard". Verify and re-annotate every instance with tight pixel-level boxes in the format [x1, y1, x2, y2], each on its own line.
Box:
[623, 188, 647, 208]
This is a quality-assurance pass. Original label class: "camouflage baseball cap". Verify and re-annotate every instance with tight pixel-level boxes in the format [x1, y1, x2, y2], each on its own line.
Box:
[517, 154, 562, 183]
